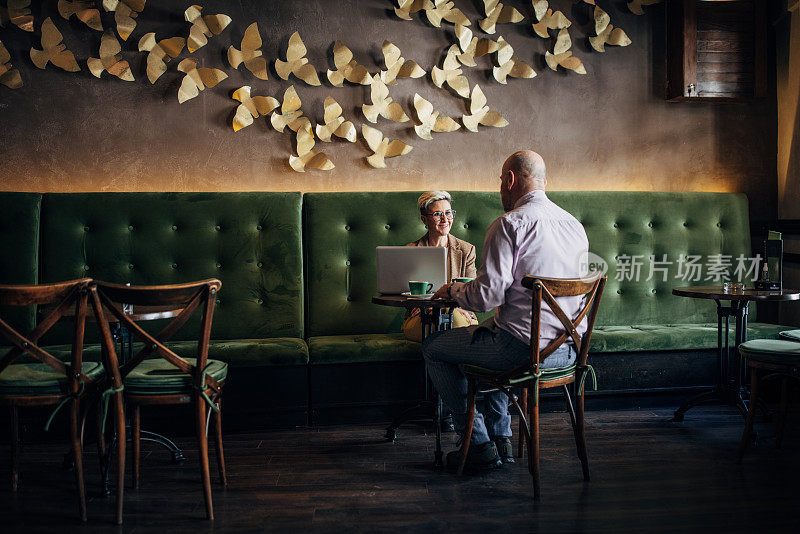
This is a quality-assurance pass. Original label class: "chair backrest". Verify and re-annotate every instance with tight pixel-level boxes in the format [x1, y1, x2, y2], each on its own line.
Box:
[522, 274, 607, 373]
[0, 279, 92, 393]
[89, 279, 222, 395]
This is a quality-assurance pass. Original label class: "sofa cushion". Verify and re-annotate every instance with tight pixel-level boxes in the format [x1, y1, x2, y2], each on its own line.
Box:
[308, 334, 421, 365]
[0, 193, 42, 343]
[0, 362, 104, 396]
[124, 358, 228, 395]
[590, 322, 792, 353]
[39, 192, 304, 344]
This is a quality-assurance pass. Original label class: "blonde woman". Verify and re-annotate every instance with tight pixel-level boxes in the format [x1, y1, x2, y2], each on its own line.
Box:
[403, 191, 478, 342]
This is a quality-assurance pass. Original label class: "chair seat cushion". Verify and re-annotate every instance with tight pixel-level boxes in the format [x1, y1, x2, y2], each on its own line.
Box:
[739, 339, 800, 365]
[590, 322, 793, 353]
[0, 362, 104, 396]
[460, 363, 576, 385]
[124, 358, 228, 395]
[308, 334, 421, 365]
[779, 329, 800, 342]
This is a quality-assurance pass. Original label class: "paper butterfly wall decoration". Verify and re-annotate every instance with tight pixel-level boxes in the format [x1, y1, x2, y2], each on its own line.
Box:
[228, 22, 268, 80]
[394, 0, 428, 21]
[58, 0, 102, 31]
[492, 37, 536, 84]
[290, 118, 335, 172]
[628, 0, 662, 15]
[380, 41, 425, 86]
[4, 0, 33, 32]
[431, 45, 469, 98]
[362, 73, 410, 123]
[462, 84, 508, 132]
[478, 0, 524, 35]
[231, 85, 279, 132]
[545, 29, 586, 74]
[362, 125, 413, 168]
[176, 58, 228, 103]
[0, 40, 23, 88]
[184, 4, 231, 53]
[138, 32, 185, 84]
[412, 93, 460, 140]
[453, 24, 498, 67]
[327, 41, 370, 87]
[315, 97, 357, 142]
[30, 18, 80, 72]
[589, 6, 631, 53]
[531, 3, 571, 39]
[275, 31, 321, 86]
[424, 0, 470, 28]
[102, 0, 145, 41]
[87, 31, 134, 81]
[270, 85, 306, 133]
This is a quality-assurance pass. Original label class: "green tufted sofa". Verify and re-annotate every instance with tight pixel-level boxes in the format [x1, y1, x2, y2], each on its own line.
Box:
[0, 191, 794, 427]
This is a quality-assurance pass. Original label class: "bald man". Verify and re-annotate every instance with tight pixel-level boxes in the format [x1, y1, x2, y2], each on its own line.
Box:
[425, 151, 589, 472]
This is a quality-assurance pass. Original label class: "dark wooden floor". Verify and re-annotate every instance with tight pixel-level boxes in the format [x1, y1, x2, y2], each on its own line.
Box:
[1, 406, 799, 533]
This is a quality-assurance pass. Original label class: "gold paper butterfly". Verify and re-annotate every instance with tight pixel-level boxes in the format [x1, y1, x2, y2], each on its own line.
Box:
[380, 41, 425, 86]
[628, 0, 662, 15]
[138, 32, 185, 84]
[362, 125, 412, 169]
[454, 24, 498, 67]
[413, 93, 460, 140]
[231, 86, 279, 132]
[315, 96, 357, 143]
[478, 0, 524, 35]
[362, 73, 410, 123]
[290, 118, 334, 173]
[275, 31, 321, 86]
[492, 37, 536, 84]
[270, 85, 306, 133]
[327, 41, 370, 87]
[0, 40, 23, 88]
[58, 0, 102, 31]
[589, 6, 631, 53]
[227, 22, 268, 80]
[103, 0, 145, 41]
[431, 45, 469, 98]
[394, 0, 430, 21]
[424, 0, 470, 28]
[88, 31, 134, 81]
[30, 17, 80, 72]
[184, 4, 231, 53]
[545, 29, 586, 74]
[462, 84, 508, 132]
[531, 6, 571, 39]
[176, 58, 228, 104]
[5, 0, 33, 32]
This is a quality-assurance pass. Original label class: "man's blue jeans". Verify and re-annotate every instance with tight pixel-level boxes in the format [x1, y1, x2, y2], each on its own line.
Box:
[422, 324, 576, 446]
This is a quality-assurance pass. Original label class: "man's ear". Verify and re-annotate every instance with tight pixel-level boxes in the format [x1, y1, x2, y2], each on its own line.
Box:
[506, 170, 516, 191]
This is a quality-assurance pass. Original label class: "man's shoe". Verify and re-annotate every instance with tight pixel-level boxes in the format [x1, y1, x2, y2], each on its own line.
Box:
[441, 414, 455, 433]
[446, 441, 503, 473]
[491, 436, 515, 463]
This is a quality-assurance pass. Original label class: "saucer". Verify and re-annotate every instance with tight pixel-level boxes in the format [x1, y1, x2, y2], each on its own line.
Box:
[401, 292, 434, 300]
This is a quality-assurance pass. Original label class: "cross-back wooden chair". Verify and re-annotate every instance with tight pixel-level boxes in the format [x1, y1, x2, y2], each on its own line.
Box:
[456, 273, 606, 500]
[0, 278, 118, 522]
[90, 278, 226, 521]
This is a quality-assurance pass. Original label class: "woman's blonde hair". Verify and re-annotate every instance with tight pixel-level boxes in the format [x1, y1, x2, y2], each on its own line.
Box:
[417, 190, 451, 215]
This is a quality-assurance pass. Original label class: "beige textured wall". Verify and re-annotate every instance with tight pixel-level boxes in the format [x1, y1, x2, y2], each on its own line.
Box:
[0, 1, 778, 225]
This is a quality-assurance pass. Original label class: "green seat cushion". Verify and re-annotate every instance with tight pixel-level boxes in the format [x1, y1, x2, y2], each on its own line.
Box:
[45, 338, 309, 368]
[0, 362, 104, 396]
[779, 329, 800, 342]
[460, 363, 576, 385]
[308, 334, 421, 365]
[739, 339, 800, 365]
[590, 322, 793, 353]
[124, 358, 227, 395]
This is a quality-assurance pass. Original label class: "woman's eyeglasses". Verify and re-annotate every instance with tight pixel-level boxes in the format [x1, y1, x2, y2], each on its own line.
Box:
[426, 210, 456, 220]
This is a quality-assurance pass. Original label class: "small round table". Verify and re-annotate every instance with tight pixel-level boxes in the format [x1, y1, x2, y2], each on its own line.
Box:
[372, 295, 457, 466]
[671, 285, 800, 421]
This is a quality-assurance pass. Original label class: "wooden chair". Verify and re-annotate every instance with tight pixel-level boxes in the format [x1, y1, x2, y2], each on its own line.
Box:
[456, 273, 606, 500]
[90, 279, 226, 521]
[0, 278, 123, 522]
[737, 336, 800, 461]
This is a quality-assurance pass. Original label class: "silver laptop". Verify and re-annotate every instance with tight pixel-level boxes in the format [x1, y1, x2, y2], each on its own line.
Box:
[376, 246, 447, 295]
